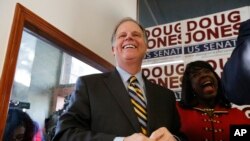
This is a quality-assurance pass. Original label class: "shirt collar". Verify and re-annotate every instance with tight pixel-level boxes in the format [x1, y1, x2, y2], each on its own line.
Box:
[116, 66, 144, 86]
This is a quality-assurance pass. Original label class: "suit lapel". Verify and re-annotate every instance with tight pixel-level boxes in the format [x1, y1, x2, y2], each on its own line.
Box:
[103, 70, 141, 132]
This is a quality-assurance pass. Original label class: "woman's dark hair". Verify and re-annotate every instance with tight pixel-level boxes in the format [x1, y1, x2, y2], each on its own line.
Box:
[179, 60, 231, 108]
[3, 108, 36, 141]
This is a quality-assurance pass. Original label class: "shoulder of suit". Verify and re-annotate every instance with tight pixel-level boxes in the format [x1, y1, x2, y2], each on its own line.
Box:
[78, 71, 112, 80]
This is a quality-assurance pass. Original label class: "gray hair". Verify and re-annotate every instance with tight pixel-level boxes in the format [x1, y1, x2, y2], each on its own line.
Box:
[111, 17, 148, 46]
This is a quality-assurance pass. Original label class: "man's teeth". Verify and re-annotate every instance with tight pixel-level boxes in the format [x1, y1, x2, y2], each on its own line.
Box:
[124, 45, 135, 49]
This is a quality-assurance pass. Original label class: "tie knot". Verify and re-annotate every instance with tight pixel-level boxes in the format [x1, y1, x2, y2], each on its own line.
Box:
[128, 76, 138, 84]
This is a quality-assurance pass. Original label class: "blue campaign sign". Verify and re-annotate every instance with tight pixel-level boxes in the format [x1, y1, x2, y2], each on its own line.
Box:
[145, 46, 182, 59]
[184, 39, 236, 54]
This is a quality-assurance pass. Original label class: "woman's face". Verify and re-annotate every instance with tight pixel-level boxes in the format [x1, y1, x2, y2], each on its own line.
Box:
[11, 126, 25, 141]
[190, 68, 218, 100]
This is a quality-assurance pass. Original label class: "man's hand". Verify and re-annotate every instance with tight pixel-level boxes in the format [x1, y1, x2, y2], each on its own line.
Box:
[149, 127, 177, 141]
[124, 133, 152, 141]
[124, 127, 177, 141]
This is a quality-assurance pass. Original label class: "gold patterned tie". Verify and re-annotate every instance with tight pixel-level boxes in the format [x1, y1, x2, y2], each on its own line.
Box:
[128, 76, 148, 135]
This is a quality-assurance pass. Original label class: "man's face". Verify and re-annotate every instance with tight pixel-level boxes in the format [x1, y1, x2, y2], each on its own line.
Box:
[112, 21, 147, 66]
[190, 68, 218, 100]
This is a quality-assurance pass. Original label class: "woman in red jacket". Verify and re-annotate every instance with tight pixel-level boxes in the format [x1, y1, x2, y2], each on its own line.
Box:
[177, 60, 250, 141]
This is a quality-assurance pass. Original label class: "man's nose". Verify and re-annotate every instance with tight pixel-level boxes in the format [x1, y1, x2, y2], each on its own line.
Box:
[125, 33, 133, 40]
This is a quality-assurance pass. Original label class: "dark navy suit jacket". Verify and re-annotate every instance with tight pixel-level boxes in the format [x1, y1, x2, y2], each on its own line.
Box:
[222, 19, 250, 105]
[53, 69, 184, 141]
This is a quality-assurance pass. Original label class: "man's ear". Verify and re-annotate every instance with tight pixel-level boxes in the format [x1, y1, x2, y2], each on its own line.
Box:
[112, 47, 115, 56]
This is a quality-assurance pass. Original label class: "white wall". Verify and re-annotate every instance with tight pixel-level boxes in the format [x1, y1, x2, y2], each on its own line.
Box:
[0, 0, 137, 78]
